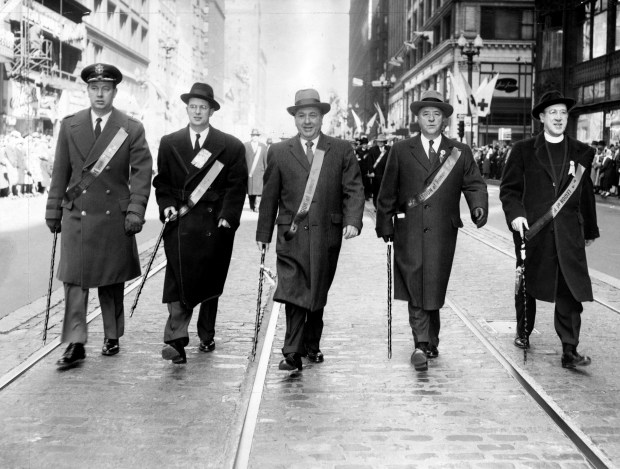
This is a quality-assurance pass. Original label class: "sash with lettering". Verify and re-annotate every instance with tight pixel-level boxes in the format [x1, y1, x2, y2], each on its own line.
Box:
[373, 150, 386, 169]
[178, 148, 225, 217]
[249, 145, 262, 178]
[404, 147, 461, 210]
[65, 128, 128, 201]
[283, 149, 325, 241]
[524, 163, 586, 241]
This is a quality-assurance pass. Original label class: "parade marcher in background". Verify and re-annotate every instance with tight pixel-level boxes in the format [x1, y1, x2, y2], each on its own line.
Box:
[500, 90, 599, 368]
[244, 128, 268, 212]
[256, 88, 364, 371]
[376, 90, 488, 372]
[367, 134, 390, 208]
[46, 63, 152, 368]
[154, 82, 247, 364]
[356, 137, 373, 200]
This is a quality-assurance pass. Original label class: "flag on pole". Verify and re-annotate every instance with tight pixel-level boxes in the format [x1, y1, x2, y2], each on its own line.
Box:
[475, 73, 500, 117]
[447, 68, 468, 116]
[459, 71, 478, 117]
[366, 113, 378, 134]
[374, 102, 386, 130]
[350, 109, 363, 135]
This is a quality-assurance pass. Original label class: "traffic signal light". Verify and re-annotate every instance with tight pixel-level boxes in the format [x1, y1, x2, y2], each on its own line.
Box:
[458, 120, 465, 139]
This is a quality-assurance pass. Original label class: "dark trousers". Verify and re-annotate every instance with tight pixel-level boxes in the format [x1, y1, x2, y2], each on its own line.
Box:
[61, 282, 125, 344]
[282, 303, 324, 356]
[407, 303, 440, 348]
[512, 230, 536, 337]
[164, 297, 218, 347]
[248, 194, 259, 211]
[554, 269, 583, 346]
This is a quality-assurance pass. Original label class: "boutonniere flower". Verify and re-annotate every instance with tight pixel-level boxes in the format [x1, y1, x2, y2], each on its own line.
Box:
[569, 160, 575, 177]
[439, 149, 446, 163]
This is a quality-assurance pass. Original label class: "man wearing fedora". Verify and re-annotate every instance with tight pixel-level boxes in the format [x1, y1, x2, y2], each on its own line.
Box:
[367, 134, 390, 208]
[500, 90, 599, 368]
[46, 63, 153, 368]
[153, 82, 247, 364]
[244, 128, 268, 212]
[376, 89, 488, 372]
[256, 89, 364, 371]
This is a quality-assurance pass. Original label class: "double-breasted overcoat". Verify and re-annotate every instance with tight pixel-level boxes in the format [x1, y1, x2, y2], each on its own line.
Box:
[256, 134, 365, 312]
[244, 141, 268, 196]
[45, 108, 152, 287]
[376, 134, 488, 310]
[500, 133, 599, 302]
[153, 126, 247, 308]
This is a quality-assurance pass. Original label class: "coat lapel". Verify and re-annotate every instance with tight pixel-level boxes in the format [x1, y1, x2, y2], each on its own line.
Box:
[288, 136, 310, 172]
[409, 135, 430, 172]
[69, 109, 95, 162]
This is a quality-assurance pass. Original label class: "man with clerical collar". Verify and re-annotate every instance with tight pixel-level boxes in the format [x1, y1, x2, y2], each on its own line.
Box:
[46, 63, 153, 368]
[244, 128, 268, 212]
[153, 82, 247, 364]
[376, 89, 488, 372]
[500, 90, 599, 368]
[256, 88, 364, 372]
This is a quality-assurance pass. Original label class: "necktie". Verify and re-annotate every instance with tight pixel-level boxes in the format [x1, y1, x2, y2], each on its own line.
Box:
[305, 140, 314, 165]
[429, 139, 439, 166]
[94, 118, 102, 139]
[194, 133, 201, 153]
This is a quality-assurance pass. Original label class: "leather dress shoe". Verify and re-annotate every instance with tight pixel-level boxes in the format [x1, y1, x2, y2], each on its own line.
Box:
[410, 348, 428, 371]
[561, 351, 591, 369]
[101, 338, 120, 356]
[306, 349, 324, 363]
[199, 339, 215, 352]
[513, 336, 530, 349]
[56, 343, 86, 369]
[279, 353, 302, 371]
[426, 345, 439, 358]
[162, 341, 187, 364]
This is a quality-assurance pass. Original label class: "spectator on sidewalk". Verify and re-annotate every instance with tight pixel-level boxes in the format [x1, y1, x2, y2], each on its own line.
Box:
[154, 82, 247, 365]
[244, 128, 267, 212]
[375, 89, 488, 372]
[500, 90, 598, 368]
[46, 63, 153, 369]
[256, 88, 364, 371]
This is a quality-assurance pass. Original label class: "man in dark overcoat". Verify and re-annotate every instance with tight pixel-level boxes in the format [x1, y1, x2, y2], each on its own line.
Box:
[153, 83, 247, 364]
[256, 89, 364, 371]
[46, 64, 152, 367]
[376, 90, 488, 371]
[244, 128, 268, 211]
[367, 134, 390, 208]
[500, 90, 599, 369]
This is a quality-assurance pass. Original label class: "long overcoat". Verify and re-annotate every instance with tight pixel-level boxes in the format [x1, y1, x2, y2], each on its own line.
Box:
[45, 108, 152, 287]
[500, 133, 599, 302]
[153, 126, 247, 308]
[376, 134, 488, 310]
[256, 134, 364, 312]
[244, 141, 268, 195]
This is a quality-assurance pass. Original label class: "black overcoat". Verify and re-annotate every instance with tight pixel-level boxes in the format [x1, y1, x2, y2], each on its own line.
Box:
[500, 133, 599, 302]
[376, 135, 488, 310]
[153, 126, 247, 308]
[256, 134, 364, 312]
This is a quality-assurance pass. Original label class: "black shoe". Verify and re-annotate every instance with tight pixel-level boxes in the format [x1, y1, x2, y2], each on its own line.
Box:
[306, 349, 324, 363]
[279, 353, 302, 371]
[162, 340, 186, 364]
[101, 338, 119, 356]
[57, 343, 86, 369]
[561, 350, 591, 369]
[513, 336, 530, 349]
[426, 345, 439, 358]
[198, 339, 215, 353]
[410, 348, 428, 371]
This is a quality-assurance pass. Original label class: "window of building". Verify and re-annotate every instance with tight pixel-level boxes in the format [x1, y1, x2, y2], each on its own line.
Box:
[442, 13, 451, 41]
[611, 77, 620, 99]
[579, 0, 608, 61]
[541, 29, 563, 69]
[592, 6, 607, 58]
[616, 8, 620, 51]
[577, 111, 603, 143]
[481, 8, 534, 40]
[419, 3, 424, 28]
[594, 80, 606, 99]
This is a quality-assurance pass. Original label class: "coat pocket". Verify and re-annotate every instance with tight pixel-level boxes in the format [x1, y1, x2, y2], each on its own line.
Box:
[118, 197, 130, 213]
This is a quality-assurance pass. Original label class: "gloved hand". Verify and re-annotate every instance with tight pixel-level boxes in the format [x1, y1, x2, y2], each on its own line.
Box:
[125, 212, 144, 236]
[163, 206, 178, 221]
[46, 218, 61, 233]
[471, 207, 487, 229]
[382, 234, 394, 243]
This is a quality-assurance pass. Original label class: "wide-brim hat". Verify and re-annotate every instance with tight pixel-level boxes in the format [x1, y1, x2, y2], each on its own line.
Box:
[81, 63, 123, 84]
[181, 82, 220, 111]
[250, 128, 261, 136]
[376, 134, 387, 142]
[410, 90, 453, 117]
[531, 90, 575, 120]
[287, 89, 331, 116]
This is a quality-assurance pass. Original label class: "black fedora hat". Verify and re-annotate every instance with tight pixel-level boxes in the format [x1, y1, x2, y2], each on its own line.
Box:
[181, 82, 220, 111]
[81, 63, 122, 84]
[531, 90, 575, 120]
[410, 90, 453, 117]
[287, 89, 331, 116]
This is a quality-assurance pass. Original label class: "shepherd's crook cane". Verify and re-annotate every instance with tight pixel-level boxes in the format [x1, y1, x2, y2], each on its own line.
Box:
[520, 238, 528, 364]
[251, 247, 267, 360]
[43, 231, 58, 344]
[130, 217, 169, 318]
[387, 241, 393, 359]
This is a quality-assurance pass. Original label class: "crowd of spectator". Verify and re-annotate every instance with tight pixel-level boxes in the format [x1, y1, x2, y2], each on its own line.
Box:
[590, 140, 620, 198]
[473, 143, 513, 180]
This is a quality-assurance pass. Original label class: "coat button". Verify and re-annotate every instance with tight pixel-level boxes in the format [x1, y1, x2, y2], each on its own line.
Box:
[81, 211, 86, 216]
[424, 204, 429, 209]
[206, 232, 212, 237]
[106, 166, 110, 171]
[106, 189, 111, 194]
[82, 189, 87, 194]
[304, 225, 309, 230]
[207, 207, 212, 213]
[424, 227, 430, 233]
[106, 210, 110, 215]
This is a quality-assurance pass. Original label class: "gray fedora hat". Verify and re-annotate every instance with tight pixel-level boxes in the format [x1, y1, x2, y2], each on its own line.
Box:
[410, 90, 453, 117]
[287, 89, 331, 116]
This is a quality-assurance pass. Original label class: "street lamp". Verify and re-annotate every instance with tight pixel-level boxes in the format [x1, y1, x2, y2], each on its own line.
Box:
[371, 73, 397, 131]
[457, 33, 483, 144]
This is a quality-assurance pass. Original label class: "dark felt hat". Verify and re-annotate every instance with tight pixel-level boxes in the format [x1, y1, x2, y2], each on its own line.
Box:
[81, 63, 122, 84]
[287, 89, 331, 116]
[531, 90, 575, 120]
[410, 90, 453, 117]
[181, 82, 221, 111]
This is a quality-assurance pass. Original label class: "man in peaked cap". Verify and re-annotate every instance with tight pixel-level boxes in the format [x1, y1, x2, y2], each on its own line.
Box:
[500, 90, 599, 368]
[46, 63, 152, 368]
[256, 88, 364, 371]
[244, 128, 268, 212]
[153, 82, 247, 364]
[376, 89, 488, 372]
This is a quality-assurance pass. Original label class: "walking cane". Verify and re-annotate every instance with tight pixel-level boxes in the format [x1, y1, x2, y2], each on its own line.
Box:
[520, 238, 528, 364]
[387, 242, 393, 359]
[129, 217, 169, 318]
[43, 231, 58, 344]
[251, 246, 267, 360]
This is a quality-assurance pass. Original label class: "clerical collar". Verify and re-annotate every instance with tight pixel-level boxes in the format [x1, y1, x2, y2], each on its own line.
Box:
[544, 132, 564, 144]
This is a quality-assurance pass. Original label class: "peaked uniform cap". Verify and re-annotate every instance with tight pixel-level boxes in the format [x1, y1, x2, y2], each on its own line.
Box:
[531, 90, 575, 120]
[81, 63, 123, 84]
[287, 89, 331, 116]
[181, 82, 221, 111]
